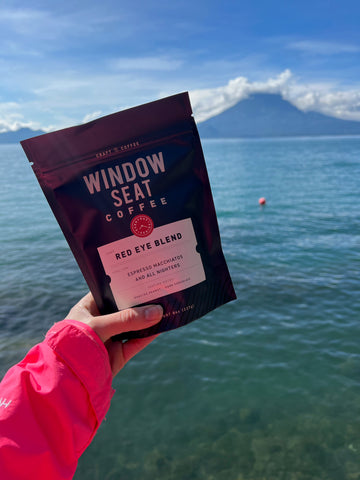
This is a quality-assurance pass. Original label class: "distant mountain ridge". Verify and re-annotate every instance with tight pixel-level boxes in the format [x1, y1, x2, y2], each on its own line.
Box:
[2, 94, 360, 142]
[0, 128, 45, 144]
[197, 93, 360, 138]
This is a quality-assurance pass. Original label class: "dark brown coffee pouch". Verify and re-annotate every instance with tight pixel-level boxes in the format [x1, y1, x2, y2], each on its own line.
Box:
[21, 92, 236, 338]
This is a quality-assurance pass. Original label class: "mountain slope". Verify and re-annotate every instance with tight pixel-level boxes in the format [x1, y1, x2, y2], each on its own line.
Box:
[197, 94, 360, 138]
[0, 128, 45, 144]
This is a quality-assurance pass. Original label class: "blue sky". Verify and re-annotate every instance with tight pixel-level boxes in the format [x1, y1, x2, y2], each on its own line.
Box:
[1, 0, 360, 131]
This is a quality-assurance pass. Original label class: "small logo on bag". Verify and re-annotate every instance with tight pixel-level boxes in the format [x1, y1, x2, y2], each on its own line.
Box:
[130, 214, 154, 237]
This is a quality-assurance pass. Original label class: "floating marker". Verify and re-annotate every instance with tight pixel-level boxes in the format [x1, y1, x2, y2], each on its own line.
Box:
[259, 197, 266, 205]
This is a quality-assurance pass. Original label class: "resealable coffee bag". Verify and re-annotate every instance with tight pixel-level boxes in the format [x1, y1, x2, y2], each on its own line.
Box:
[21, 92, 236, 338]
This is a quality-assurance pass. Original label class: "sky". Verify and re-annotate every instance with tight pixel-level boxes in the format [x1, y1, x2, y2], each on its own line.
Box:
[1, 0, 360, 132]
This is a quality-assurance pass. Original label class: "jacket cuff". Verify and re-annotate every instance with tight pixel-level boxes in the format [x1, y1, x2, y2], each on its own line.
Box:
[45, 320, 114, 424]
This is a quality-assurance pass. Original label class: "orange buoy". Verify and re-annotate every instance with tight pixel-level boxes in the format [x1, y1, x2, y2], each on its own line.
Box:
[259, 197, 266, 205]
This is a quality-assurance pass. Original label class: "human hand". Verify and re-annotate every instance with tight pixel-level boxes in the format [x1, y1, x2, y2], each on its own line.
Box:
[66, 292, 163, 377]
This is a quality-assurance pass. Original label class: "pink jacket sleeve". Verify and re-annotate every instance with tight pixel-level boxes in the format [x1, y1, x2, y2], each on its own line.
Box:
[0, 319, 114, 480]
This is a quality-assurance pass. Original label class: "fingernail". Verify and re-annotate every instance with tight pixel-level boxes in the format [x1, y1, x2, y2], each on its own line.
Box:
[145, 305, 163, 322]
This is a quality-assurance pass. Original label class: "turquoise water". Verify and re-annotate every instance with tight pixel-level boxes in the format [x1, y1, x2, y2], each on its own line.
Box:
[1, 137, 360, 479]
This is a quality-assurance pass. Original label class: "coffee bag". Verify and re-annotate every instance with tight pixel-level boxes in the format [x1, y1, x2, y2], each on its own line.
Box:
[21, 92, 236, 338]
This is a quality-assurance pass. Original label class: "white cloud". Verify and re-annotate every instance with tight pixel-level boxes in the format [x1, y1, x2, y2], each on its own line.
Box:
[293, 89, 360, 121]
[0, 8, 47, 25]
[0, 117, 41, 133]
[190, 70, 293, 122]
[0, 102, 43, 133]
[109, 56, 183, 71]
[190, 70, 360, 123]
[82, 111, 103, 123]
[0, 6, 131, 53]
[287, 40, 360, 56]
[0, 64, 182, 132]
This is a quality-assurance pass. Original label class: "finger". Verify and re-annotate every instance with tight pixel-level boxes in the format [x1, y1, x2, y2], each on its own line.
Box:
[67, 292, 99, 319]
[106, 334, 159, 377]
[89, 305, 163, 342]
[79, 292, 100, 316]
[122, 334, 159, 364]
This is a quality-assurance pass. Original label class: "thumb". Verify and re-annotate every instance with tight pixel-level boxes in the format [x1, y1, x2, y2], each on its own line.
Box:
[89, 304, 163, 342]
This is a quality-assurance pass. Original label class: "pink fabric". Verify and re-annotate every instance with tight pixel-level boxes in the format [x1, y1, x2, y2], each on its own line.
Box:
[0, 320, 114, 480]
